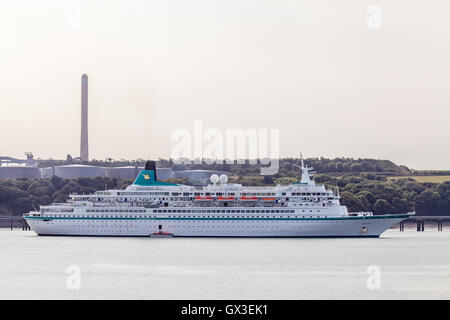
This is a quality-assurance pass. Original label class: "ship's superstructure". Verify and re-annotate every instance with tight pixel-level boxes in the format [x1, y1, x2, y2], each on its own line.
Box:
[24, 160, 411, 237]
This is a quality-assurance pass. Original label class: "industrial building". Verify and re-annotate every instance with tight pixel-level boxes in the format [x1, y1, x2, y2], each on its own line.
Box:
[173, 169, 227, 185]
[0, 166, 41, 179]
[104, 166, 139, 179]
[153, 167, 174, 181]
[38, 165, 176, 181]
[0, 153, 40, 179]
[53, 165, 105, 179]
[2, 161, 226, 184]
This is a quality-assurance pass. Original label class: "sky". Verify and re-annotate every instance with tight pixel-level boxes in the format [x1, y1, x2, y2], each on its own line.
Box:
[0, 0, 449, 170]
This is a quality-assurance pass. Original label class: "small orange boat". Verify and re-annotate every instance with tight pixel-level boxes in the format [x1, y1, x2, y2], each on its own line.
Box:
[151, 231, 174, 238]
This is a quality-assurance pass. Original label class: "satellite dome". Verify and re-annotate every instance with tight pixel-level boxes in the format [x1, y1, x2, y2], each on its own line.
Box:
[210, 174, 220, 184]
[219, 174, 228, 184]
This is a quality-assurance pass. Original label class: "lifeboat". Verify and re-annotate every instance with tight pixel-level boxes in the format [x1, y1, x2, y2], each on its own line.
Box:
[194, 196, 213, 201]
[218, 196, 235, 201]
[240, 196, 258, 201]
[262, 198, 276, 201]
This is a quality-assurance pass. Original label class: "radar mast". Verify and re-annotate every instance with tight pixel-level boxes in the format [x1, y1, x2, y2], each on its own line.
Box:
[295, 154, 315, 186]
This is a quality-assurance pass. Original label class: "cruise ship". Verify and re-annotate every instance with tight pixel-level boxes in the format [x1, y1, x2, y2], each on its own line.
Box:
[24, 160, 412, 237]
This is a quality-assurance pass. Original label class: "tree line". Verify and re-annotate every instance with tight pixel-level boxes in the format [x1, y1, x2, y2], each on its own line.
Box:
[39, 156, 417, 176]
[0, 173, 448, 216]
[0, 176, 132, 216]
[316, 174, 450, 216]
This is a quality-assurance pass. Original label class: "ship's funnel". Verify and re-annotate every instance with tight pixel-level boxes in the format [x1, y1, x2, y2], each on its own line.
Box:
[145, 160, 157, 180]
[133, 160, 178, 186]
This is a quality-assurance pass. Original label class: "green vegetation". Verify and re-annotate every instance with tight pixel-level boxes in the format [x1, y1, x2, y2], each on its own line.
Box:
[388, 175, 450, 184]
[317, 175, 450, 216]
[414, 170, 450, 176]
[0, 173, 449, 217]
[0, 176, 132, 217]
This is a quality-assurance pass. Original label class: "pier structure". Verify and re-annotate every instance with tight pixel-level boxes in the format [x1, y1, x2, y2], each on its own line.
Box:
[399, 216, 448, 232]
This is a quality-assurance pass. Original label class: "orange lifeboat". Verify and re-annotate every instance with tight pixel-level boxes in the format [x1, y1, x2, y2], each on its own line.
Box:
[218, 196, 235, 201]
[151, 231, 174, 238]
[240, 196, 258, 201]
[194, 196, 213, 200]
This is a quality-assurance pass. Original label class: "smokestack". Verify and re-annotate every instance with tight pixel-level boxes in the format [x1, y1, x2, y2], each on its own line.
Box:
[80, 74, 89, 161]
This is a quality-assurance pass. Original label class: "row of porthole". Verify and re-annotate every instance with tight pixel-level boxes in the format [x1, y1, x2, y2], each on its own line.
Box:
[45, 214, 331, 219]
[51, 220, 334, 229]
[51, 216, 328, 220]
[49, 215, 361, 223]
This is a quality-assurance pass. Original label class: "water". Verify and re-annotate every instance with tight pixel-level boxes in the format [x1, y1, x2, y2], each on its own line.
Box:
[1, 229, 450, 299]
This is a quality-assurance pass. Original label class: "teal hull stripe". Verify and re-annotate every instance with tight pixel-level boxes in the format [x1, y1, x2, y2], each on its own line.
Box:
[24, 214, 410, 222]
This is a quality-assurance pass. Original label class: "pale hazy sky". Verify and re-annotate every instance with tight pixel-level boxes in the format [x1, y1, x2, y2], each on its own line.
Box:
[1, 0, 449, 169]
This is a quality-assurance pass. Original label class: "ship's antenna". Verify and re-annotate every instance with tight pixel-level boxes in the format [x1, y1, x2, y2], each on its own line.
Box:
[294, 153, 304, 171]
[334, 185, 339, 197]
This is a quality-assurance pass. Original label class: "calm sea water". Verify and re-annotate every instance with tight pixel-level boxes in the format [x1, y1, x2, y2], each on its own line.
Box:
[1, 229, 450, 299]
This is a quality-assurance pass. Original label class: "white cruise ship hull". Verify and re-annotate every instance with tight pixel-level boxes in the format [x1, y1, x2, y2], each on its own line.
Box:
[25, 214, 409, 238]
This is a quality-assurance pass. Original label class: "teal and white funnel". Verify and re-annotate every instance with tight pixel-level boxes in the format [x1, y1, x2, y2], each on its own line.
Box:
[133, 161, 178, 186]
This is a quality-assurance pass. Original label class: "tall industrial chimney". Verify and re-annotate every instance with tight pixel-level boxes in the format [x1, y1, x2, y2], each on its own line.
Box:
[80, 74, 89, 161]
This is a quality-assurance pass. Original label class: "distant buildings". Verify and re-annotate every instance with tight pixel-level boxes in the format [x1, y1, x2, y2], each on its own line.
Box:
[42, 165, 105, 179]
[0, 162, 226, 185]
[0, 166, 40, 179]
[173, 169, 227, 184]
[0, 153, 40, 179]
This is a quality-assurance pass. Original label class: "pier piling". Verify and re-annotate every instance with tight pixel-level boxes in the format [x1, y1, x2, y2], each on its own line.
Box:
[1, 217, 31, 231]
[416, 220, 425, 232]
